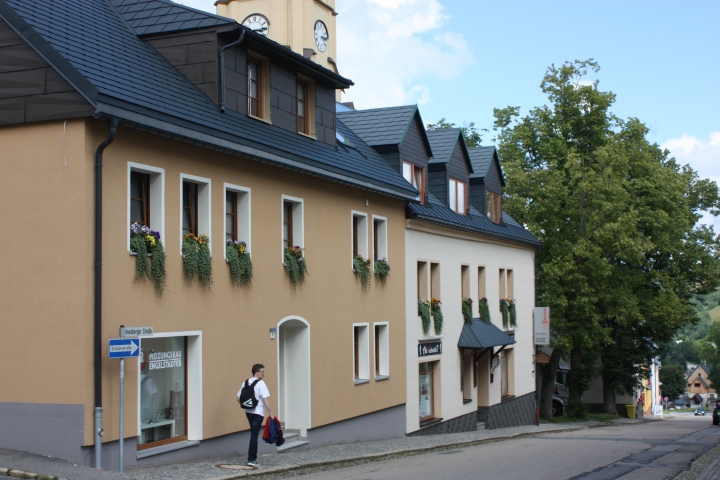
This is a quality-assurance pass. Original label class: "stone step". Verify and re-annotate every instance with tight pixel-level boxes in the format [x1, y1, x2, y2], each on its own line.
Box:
[277, 440, 309, 453]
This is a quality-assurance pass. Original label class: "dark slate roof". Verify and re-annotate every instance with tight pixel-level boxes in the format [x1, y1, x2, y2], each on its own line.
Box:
[426, 128, 461, 163]
[0, 0, 416, 200]
[336, 105, 419, 147]
[408, 192, 540, 247]
[457, 320, 516, 349]
[468, 146, 494, 178]
[110, 0, 232, 35]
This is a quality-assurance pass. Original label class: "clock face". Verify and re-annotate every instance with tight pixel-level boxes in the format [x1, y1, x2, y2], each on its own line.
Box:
[242, 14, 269, 36]
[314, 20, 328, 52]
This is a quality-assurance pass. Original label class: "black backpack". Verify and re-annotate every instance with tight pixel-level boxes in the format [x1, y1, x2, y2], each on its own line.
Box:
[239, 379, 260, 410]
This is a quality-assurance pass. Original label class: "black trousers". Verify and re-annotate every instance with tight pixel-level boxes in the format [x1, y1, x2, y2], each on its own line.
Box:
[246, 412, 264, 463]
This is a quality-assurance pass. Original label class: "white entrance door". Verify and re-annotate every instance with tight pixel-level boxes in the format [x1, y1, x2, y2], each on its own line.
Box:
[278, 318, 311, 435]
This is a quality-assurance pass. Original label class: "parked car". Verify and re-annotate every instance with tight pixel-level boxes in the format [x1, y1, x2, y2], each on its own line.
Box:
[694, 408, 705, 416]
[713, 402, 720, 425]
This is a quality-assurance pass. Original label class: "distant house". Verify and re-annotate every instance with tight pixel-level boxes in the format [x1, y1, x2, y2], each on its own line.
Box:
[686, 364, 716, 405]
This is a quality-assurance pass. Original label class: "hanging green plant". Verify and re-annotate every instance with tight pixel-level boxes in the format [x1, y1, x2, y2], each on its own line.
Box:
[130, 223, 167, 296]
[353, 255, 372, 291]
[500, 298, 516, 328]
[430, 298, 443, 335]
[374, 257, 391, 285]
[508, 298, 517, 328]
[418, 300, 431, 335]
[283, 246, 307, 289]
[226, 240, 253, 288]
[478, 297, 491, 324]
[182, 234, 213, 288]
[462, 298, 473, 324]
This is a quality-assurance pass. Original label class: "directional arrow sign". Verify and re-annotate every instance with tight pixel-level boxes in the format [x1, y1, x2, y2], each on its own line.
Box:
[108, 338, 140, 359]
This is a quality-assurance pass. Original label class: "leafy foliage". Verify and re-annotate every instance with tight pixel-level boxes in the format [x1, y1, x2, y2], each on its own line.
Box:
[660, 364, 687, 400]
[353, 255, 372, 291]
[426, 118, 486, 148]
[374, 258, 391, 285]
[478, 297, 491, 324]
[701, 322, 720, 389]
[182, 234, 213, 288]
[430, 298, 443, 335]
[129, 223, 166, 296]
[500, 299, 516, 329]
[283, 246, 307, 289]
[418, 300, 431, 335]
[462, 298, 473, 324]
[226, 241, 253, 288]
[494, 59, 720, 418]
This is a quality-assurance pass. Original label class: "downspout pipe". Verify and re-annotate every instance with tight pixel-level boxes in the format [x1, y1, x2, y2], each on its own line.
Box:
[220, 28, 245, 113]
[94, 116, 118, 469]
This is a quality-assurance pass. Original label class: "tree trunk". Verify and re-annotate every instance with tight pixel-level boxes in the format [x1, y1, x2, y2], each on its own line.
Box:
[539, 349, 562, 420]
[568, 348, 585, 417]
[602, 374, 617, 415]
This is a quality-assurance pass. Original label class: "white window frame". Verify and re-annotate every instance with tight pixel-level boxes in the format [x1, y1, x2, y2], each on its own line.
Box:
[179, 174, 212, 256]
[281, 195, 304, 262]
[127, 162, 165, 252]
[351, 211, 368, 268]
[373, 322, 389, 379]
[223, 183, 251, 259]
[371, 215, 388, 266]
[137, 330, 203, 443]
[353, 322, 370, 384]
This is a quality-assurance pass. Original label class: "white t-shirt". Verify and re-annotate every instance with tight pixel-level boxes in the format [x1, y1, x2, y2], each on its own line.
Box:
[237, 378, 270, 416]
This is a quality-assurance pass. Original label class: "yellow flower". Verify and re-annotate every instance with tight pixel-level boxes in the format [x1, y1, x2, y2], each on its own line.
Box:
[145, 235, 155, 246]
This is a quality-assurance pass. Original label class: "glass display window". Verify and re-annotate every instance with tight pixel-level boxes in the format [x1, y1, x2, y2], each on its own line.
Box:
[138, 336, 188, 449]
[419, 362, 434, 421]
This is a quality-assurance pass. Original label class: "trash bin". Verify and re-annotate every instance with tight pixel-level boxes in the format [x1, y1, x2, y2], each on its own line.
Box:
[626, 405, 636, 419]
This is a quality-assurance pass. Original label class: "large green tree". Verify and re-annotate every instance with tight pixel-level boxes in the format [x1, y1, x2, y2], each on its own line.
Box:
[660, 364, 687, 401]
[426, 118, 485, 147]
[700, 323, 720, 389]
[494, 60, 720, 418]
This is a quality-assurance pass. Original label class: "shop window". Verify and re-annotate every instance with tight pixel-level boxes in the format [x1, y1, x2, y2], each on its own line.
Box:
[281, 195, 304, 259]
[449, 178, 467, 215]
[138, 336, 187, 449]
[180, 174, 211, 254]
[351, 211, 368, 265]
[419, 362, 435, 422]
[402, 161, 425, 203]
[247, 51, 270, 122]
[372, 216, 388, 262]
[461, 350, 473, 403]
[353, 324, 369, 383]
[374, 323, 389, 378]
[224, 184, 251, 257]
[127, 163, 164, 251]
[486, 191, 501, 223]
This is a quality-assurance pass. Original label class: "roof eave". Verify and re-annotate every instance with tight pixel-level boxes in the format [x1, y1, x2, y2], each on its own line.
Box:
[409, 213, 540, 248]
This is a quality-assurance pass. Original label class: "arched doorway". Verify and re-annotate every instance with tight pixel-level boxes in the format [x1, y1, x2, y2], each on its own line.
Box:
[277, 316, 311, 435]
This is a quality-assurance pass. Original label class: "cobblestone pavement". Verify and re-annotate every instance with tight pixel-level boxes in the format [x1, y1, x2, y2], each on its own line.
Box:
[675, 443, 720, 480]
[128, 419, 650, 480]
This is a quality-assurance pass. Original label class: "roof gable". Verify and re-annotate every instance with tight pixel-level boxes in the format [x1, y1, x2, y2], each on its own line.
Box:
[110, 0, 233, 36]
[336, 105, 424, 148]
[468, 146, 505, 187]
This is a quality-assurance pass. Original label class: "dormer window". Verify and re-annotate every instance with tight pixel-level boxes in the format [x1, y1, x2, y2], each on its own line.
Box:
[296, 74, 316, 137]
[402, 161, 424, 204]
[297, 80, 307, 134]
[449, 178, 466, 215]
[247, 51, 270, 122]
[486, 191, 501, 223]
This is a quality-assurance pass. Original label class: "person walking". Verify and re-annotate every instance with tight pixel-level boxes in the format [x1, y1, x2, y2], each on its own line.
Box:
[237, 364, 273, 468]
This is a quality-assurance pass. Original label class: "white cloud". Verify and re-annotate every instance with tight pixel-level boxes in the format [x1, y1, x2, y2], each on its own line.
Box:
[337, 0, 473, 109]
[661, 132, 720, 231]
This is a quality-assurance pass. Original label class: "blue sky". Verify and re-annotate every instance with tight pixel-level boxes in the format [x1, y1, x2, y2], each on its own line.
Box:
[179, 0, 719, 226]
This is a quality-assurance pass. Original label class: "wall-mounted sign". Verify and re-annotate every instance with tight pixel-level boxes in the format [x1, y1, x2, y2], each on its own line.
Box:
[121, 326, 154, 337]
[534, 307, 550, 345]
[418, 341, 442, 357]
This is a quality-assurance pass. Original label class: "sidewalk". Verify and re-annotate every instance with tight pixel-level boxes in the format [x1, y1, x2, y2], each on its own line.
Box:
[130, 418, 650, 480]
[0, 418, 651, 480]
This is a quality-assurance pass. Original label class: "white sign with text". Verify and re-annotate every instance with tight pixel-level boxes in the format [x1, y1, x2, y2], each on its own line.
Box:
[534, 307, 550, 345]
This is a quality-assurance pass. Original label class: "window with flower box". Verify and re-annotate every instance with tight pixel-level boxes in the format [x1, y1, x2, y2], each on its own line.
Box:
[224, 184, 251, 258]
[281, 195, 304, 259]
[127, 163, 164, 252]
[180, 174, 212, 255]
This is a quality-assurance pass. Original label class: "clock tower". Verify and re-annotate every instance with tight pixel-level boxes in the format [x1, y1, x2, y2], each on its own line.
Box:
[216, 0, 339, 76]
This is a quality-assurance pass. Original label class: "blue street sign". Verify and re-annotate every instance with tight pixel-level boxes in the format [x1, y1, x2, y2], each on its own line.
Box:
[108, 338, 140, 359]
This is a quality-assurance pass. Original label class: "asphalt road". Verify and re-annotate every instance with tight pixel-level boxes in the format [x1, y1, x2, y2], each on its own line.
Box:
[286, 416, 720, 480]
